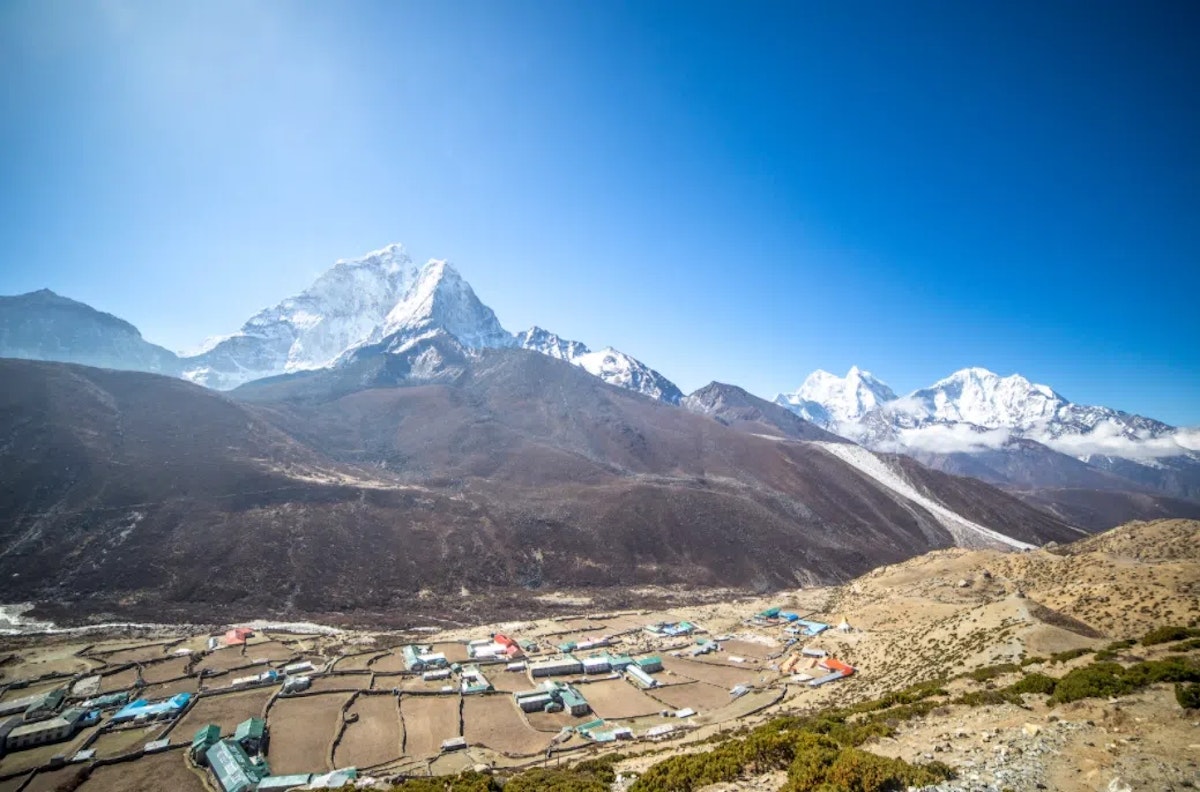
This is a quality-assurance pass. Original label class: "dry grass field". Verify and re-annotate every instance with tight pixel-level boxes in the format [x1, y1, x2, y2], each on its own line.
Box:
[93, 643, 174, 666]
[24, 765, 88, 792]
[0, 775, 30, 792]
[175, 688, 272, 734]
[647, 680, 738, 712]
[88, 726, 162, 758]
[660, 656, 760, 688]
[399, 694, 460, 758]
[243, 641, 300, 664]
[267, 693, 350, 774]
[431, 643, 471, 663]
[485, 669, 529, 692]
[307, 673, 371, 692]
[462, 695, 548, 756]
[0, 640, 100, 680]
[334, 651, 385, 671]
[193, 650, 260, 676]
[139, 659, 190, 684]
[366, 652, 408, 673]
[80, 750, 206, 792]
[334, 693, 402, 769]
[581, 679, 664, 719]
[97, 667, 141, 692]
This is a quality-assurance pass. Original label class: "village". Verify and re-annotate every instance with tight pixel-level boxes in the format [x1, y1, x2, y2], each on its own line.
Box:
[0, 598, 859, 792]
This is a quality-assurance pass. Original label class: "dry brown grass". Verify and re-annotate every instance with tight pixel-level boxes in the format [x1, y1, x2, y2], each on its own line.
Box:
[399, 694, 460, 758]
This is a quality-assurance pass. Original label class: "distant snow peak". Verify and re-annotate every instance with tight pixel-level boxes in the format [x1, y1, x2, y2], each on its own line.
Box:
[337, 242, 411, 274]
[180, 243, 422, 389]
[516, 326, 591, 361]
[171, 241, 682, 403]
[775, 365, 897, 427]
[517, 326, 681, 404]
[914, 367, 1065, 428]
[786, 364, 1198, 479]
[375, 258, 512, 350]
[575, 347, 684, 405]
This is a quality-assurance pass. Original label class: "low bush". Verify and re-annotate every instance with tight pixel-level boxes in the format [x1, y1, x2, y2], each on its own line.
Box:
[1050, 657, 1200, 704]
[391, 771, 498, 792]
[504, 768, 609, 792]
[1141, 626, 1200, 646]
[1168, 638, 1200, 653]
[782, 747, 953, 792]
[1008, 672, 1058, 696]
[1176, 682, 1200, 710]
[1047, 647, 1092, 664]
[963, 663, 1020, 682]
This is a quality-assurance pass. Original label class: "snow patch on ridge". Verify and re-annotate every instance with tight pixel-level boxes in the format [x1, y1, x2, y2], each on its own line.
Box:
[809, 441, 1034, 550]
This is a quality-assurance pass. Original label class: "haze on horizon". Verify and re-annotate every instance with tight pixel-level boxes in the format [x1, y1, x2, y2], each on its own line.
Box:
[0, 1, 1197, 425]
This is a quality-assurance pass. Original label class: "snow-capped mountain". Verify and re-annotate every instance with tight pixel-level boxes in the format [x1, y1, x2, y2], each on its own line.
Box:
[573, 348, 683, 404]
[181, 244, 422, 389]
[515, 326, 683, 403]
[777, 366, 1200, 501]
[515, 326, 591, 361]
[775, 366, 897, 427]
[177, 243, 681, 403]
[368, 259, 513, 350]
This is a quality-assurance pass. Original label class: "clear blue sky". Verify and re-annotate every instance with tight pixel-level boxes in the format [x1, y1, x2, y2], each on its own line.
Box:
[1, 1, 1197, 425]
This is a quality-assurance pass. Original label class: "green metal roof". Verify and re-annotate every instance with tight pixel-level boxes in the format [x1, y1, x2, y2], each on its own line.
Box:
[192, 724, 221, 747]
[235, 717, 266, 741]
[206, 740, 265, 792]
[559, 686, 587, 708]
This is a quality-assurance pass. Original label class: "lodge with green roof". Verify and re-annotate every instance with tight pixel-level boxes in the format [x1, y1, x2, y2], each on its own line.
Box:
[190, 724, 221, 765]
[205, 739, 266, 792]
[234, 717, 267, 753]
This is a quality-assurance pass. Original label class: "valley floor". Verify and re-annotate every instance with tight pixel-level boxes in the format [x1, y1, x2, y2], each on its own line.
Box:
[0, 519, 1195, 791]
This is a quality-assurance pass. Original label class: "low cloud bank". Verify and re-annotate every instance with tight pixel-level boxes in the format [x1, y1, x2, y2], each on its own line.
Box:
[871, 421, 1200, 462]
[1044, 424, 1200, 461]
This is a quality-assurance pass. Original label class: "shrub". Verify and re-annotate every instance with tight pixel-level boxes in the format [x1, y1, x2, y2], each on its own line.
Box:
[392, 772, 499, 792]
[504, 768, 608, 792]
[1008, 673, 1057, 696]
[781, 747, 953, 792]
[1049, 657, 1200, 704]
[1168, 638, 1200, 653]
[1049, 662, 1129, 703]
[1122, 656, 1200, 687]
[1047, 647, 1092, 664]
[1176, 682, 1200, 710]
[964, 663, 1020, 682]
[1141, 626, 1200, 646]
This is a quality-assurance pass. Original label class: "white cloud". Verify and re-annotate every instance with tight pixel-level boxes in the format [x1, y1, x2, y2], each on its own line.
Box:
[1043, 423, 1200, 461]
[878, 424, 1013, 455]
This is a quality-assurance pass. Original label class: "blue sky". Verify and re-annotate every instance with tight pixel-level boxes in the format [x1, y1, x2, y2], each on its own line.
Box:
[1, 1, 1197, 425]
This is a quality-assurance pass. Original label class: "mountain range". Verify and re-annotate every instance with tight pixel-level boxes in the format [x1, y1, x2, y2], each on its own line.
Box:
[1, 242, 1198, 623]
[775, 367, 1200, 512]
[4, 243, 1194, 519]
